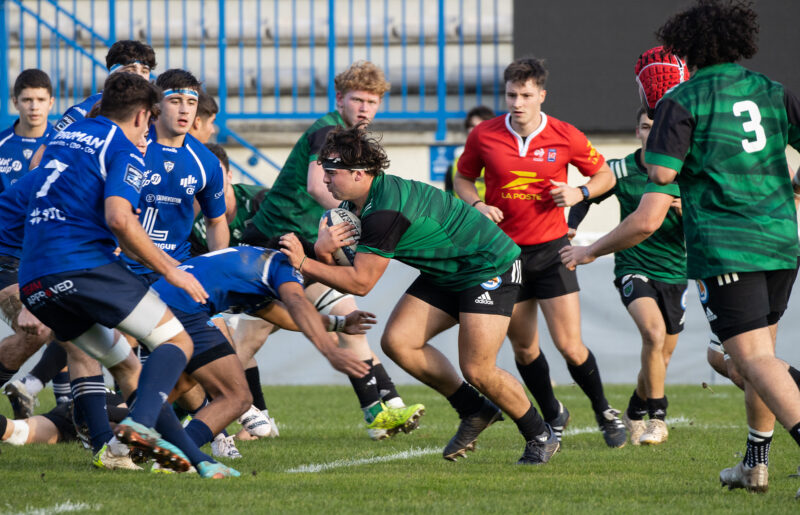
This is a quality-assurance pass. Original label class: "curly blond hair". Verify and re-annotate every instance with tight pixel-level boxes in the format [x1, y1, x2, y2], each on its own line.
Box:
[334, 61, 390, 97]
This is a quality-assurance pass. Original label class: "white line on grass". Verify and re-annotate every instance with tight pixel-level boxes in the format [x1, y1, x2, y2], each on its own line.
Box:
[286, 446, 440, 473]
[564, 415, 740, 436]
[5, 501, 101, 515]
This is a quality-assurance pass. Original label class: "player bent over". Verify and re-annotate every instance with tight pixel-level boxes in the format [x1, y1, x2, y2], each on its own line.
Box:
[18, 73, 236, 478]
[280, 126, 559, 464]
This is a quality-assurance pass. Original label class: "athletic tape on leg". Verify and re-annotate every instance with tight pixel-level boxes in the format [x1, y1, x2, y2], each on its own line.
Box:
[116, 289, 167, 342]
[72, 324, 130, 368]
[139, 317, 184, 350]
[7, 419, 30, 445]
[309, 286, 353, 315]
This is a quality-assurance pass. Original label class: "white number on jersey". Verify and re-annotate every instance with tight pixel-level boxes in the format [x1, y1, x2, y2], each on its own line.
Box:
[36, 159, 69, 198]
[732, 100, 767, 153]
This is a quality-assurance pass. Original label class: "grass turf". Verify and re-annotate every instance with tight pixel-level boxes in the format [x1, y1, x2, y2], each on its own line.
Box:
[1, 383, 799, 513]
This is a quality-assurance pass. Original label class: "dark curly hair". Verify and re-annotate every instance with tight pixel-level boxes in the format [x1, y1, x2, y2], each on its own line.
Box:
[105, 40, 157, 71]
[99, 73, 162, 122]
[656, 0, 758, 69]
[318, 125, 390, 177]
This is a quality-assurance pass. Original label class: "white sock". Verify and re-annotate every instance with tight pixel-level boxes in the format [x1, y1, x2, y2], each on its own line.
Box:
[21, 375, 43, 396]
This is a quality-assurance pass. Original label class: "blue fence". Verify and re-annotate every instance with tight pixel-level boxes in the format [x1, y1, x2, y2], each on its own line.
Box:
[1, 0, 511, 177]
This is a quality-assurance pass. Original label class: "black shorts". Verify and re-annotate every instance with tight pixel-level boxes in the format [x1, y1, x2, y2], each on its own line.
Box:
[614, 274, 688, 335]
[517, 236, 580, 302]
[405, 261, 522, 319]
[0, 254, 19, 291]
[20, 261, 151, 341]
[42, 392, 125, 443]
[696, 265, 798, 342]
[171, 308, 236, 374]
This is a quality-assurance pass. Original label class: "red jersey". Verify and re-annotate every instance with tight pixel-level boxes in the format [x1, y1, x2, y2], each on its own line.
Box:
[458, 113, 604, 245]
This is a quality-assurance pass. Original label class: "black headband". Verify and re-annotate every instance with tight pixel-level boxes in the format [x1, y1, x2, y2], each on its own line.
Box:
[319, 157, 366, 171]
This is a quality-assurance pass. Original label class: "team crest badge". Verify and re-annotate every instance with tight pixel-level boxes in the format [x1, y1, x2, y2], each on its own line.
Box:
[547, 149, 557, 162]
[23, 149, 33, 159]
[481, 276, 502, 290]
[696, 280, 708, 304]
[164, 161, 175, 172]
[623, 280, 634, 297]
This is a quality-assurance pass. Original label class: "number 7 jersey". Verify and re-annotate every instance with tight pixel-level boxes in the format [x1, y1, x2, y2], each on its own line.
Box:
[645, 62, 800, 278]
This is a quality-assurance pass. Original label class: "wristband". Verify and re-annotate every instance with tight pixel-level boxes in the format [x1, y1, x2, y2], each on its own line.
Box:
[579, 185, 590, 201]
[471, 199, 484, 207]
[327, 315, 346, 332]
[298, 256, 306, 272]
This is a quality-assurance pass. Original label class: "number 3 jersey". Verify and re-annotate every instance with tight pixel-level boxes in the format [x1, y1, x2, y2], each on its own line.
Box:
[122, 133, 226, 273]
[19, 116, 147, 284]
[645, 63, 800, 278]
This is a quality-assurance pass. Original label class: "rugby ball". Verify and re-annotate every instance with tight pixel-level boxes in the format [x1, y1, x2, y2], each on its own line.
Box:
[321, 208, 361, 266]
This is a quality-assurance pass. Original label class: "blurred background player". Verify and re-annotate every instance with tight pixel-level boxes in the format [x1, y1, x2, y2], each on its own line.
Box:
[443, 105, 494, 200]
[189, 90, 218, 144]
[242, 61, 417, 439]
[455, 56, 625, 448]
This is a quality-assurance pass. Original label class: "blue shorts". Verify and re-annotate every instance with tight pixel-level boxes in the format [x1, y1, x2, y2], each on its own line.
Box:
[20, 261, 151, 341]
[170, 308, 235, 374]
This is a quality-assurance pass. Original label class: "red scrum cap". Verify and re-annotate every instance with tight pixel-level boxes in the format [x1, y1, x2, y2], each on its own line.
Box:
[635, 46, 690, 118]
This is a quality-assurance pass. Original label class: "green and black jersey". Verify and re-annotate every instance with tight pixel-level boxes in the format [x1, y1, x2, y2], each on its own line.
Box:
[190, 183, 268, 255]
[646, 63, 800, 279]
[340, 173, 520, 291]
[249, 111, 346, 242]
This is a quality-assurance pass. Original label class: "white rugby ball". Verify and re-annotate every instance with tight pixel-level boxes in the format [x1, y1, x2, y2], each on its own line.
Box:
[321, 208, 361, 266]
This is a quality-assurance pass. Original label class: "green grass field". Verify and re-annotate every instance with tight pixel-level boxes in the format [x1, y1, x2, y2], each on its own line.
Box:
[1, 383, 799, 514]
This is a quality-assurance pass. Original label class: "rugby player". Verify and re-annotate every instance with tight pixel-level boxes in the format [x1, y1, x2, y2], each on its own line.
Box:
[242, 61, 417, 439]
[280, 125, 559, 465]
[454, 57, 625, 448]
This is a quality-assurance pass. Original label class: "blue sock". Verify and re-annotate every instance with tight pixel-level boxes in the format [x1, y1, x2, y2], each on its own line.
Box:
[53, 371, 72, 404]
[155, 403, 215, 466]
[184, 418, 215, 448]
[71, 375, 112, 453]
[129, 344, 187, 427]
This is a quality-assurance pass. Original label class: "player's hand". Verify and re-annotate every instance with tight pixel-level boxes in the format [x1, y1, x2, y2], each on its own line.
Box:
[323, 345, 370, 377]
[670, 198, 682, 217]
[165, 267, 208, 304]
[558, 244, 595, 271]
[316, 219, 356, 256]
[342, 310, 377, 334]
[476, 202, 504, 223]
[567, 228, 577, 240]
[279, 232, 306, 268]
[17, 306, 48, 337]
[549, 180, 583, 207]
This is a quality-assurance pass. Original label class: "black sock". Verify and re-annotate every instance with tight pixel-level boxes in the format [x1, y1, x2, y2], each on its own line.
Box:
[788, 366, 800, 390]
[245, 366, 267, 411]
[0, 362, 17, 388]
[0, 414, 7, 437]
[516, 352, 560, 421]
[647, 396, 668, 420]
[446, 382, 485, 419]
[372, 363, 400, 403]
[790, 422, 800, 447]
[566, 350, 609, 415]
[348, 359, 380, 408]
[626, 389, 648, 420]
[744, 428, 773, 467]
[30, 341, 67, 384]
[513, 403, 548, 442]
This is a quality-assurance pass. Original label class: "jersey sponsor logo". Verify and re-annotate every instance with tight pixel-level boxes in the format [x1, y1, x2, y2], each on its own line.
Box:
[29, 207, 66, 224]
[54, 114, 76, 132]
[22, 149, 33, 159]
[214, 189, 224, 199]
[547, 149, 557, 162]
[0, 157, 17, 173]
[52, 130, 106, 149]
[146, 194, 156, 203]
[164, 161, 175, 172]
[532, 148, 546, 162]
[23, 279, 75, 305]
[500, 170, 544, 191]
[585, 140, 600, 165]
[481, 276, 502, 290]
[142, 206, 169, 242]
[696, 280, 708, 304]
[124, 164, 145, 193]
[149, 173, 162, 185]
[704, 306, 717, 322]
[474, 291, 494, 305]
[10, 160, 22, 172]
[181, 175, 198, 195]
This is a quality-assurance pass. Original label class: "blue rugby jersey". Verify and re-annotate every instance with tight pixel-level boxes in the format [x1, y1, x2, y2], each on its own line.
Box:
[151, 246, 303, 315]
[122, 131, 226, 273]
[53, 93, 102, 132]
[0, 121, 53, 193]
[19, 116, 147, 284]
[0, 167, 45, 258]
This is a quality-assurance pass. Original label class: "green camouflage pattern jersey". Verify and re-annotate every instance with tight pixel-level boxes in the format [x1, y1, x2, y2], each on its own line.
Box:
[608, 151, 686, 284]
[250, 111, 345, 241]
[646, 63, 800, 279]
[190, 183, 268, 255]
[341, 173, 520, 291]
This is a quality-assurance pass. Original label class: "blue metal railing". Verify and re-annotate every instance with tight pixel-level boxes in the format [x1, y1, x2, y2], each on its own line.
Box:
[2, 0, 511, 180]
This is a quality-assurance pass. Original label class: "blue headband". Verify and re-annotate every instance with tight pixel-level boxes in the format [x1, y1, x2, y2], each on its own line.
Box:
[162, 88, 199, 99]
[109, 60, 146, 73]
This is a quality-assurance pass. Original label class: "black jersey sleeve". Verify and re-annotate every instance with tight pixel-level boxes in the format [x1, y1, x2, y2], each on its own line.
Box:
[359, 210, 412, 255]
[646, 98, 695, 169]
[307, 125, 338, 160]
[785, 88, 800, 151]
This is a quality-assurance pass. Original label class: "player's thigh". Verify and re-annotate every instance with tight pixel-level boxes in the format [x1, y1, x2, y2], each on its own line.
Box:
[457, 312, 511, 371]
[383, 293, 457, 351]
[190, 353, 248, 400]
[231, 315, 274, 361]
[28, 415, 62, 444]
[625, 297, 667, 342]
[507, 297, 540, 349]
[539, 291, 583, 345]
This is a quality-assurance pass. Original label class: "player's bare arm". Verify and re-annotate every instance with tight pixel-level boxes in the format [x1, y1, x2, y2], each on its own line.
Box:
[105, 195, 208, 303]
[279, 232, 389, 296]
[276, 281, 369, 377]
[254, 301, 376, 335]
[203, 213, 230, 251]
[559, 191, 674, 270]
[648, 164, 678, 186]
[307, 160, 341, 209]
[453, 172, 504, 222]
[549, 163, 616, 208]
